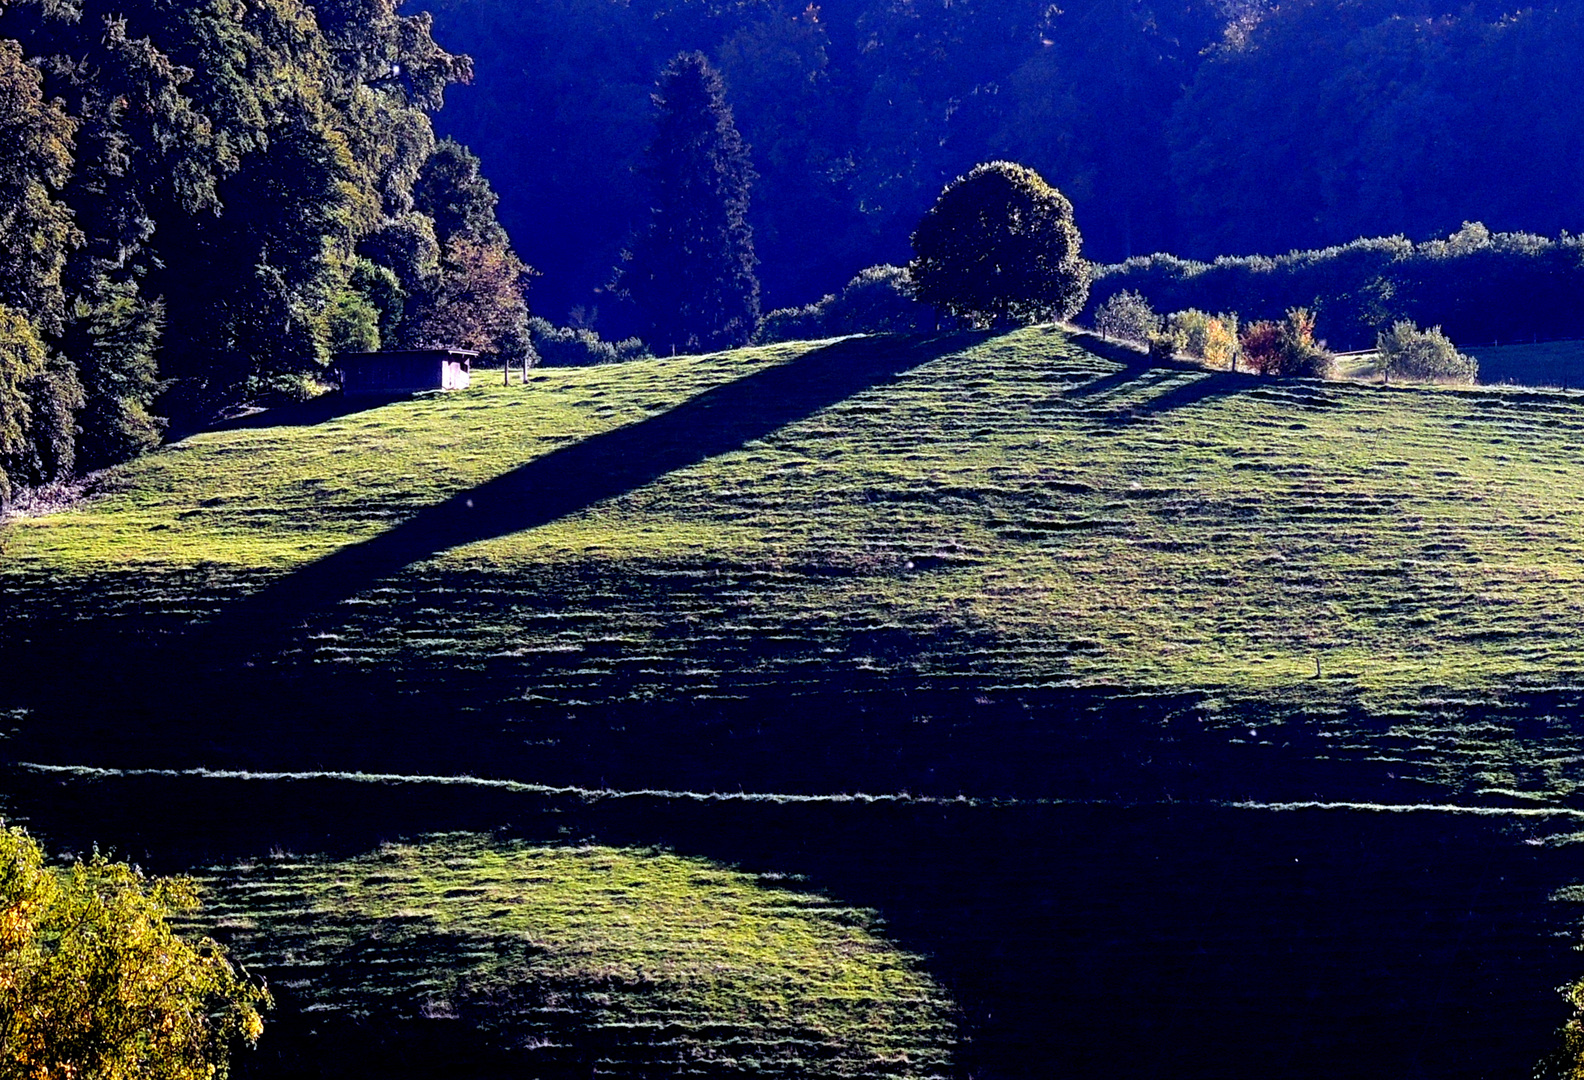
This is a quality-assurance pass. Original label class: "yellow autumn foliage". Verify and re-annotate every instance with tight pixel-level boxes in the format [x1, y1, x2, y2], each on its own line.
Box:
[0, 826, 268, 1080]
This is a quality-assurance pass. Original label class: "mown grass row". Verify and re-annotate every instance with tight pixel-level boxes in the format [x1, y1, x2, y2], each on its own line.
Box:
[180, 833, 957, 1080]
[6, 327, 1584, 798]
[12, 765, 1581, 1080]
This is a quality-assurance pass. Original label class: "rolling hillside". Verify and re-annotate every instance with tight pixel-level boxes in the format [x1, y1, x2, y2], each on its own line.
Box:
[183, 835, 959, 1080]
[9, 325, 1584, 1080]
[6, 326, 1584, 800]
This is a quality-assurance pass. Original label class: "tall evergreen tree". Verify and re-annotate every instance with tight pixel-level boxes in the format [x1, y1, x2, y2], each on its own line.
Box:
[619, 51, 757, 354]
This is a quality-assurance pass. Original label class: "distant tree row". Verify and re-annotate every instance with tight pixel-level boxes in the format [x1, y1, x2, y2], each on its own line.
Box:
[1088, 223, 1584, 353]
[0, 0, 530, 502]
[427, 0, 1233, 321]
[426, 0, 1584, 325]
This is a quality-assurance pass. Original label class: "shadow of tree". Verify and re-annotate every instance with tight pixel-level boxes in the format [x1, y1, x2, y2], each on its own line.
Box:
[1060, 341, 1153, 401]
[1101, 369, 1264, 424]
[191, 331, 986, 663]
[203, 392, 412, 433]
[2, 332, 992, 779]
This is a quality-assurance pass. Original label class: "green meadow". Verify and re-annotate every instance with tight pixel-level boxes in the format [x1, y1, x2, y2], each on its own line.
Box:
[179, 834, 957, 1080]
[7, 326, 1584, 795]
[10, 326, 1584, 1079]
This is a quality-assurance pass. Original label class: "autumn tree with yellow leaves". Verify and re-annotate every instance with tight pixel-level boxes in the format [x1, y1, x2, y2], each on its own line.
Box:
[0, 825, 269, 1080]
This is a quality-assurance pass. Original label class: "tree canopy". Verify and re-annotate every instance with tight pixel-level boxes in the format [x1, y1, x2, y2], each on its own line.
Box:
[0, 824, 269, 1080]
[1376, 320, 1477, 384]
[909, 161, 1087, 326]
[0, 0, 530, 503]
[417, 0, 1584, 329]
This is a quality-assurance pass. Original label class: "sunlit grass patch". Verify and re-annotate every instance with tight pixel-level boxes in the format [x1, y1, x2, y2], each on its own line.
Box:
[189, 834, 959, 1079]
[8, 326, 1584, 797]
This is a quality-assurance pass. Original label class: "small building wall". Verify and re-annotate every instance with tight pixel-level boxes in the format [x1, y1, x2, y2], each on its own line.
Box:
[441, 358, 471, 390]
[339, 349, 477, 395]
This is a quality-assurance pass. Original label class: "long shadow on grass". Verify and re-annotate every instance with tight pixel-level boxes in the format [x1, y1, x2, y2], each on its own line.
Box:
[2, 333, 989, 774]
[1059, 336, 1152, 400]
[204, 391, 412, 432]
[189, 331, 985, 661]
[1060, 332, 1250, 419]
[1102, 369, 1264, 424]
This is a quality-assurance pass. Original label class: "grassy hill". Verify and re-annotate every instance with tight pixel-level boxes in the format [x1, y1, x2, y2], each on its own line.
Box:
[9, 324, 1584, 1080]
[6, 325, 1584, 799]
[183, 834, 958, 1080]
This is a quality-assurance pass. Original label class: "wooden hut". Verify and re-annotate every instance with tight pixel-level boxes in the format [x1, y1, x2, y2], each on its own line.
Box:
[338, 348, 477, 395]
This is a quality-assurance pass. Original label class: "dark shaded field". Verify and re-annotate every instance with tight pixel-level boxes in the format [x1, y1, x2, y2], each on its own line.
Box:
[8, 768, 1583, 1080]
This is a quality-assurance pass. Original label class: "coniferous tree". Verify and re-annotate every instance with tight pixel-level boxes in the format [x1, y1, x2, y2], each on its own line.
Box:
[618, 51, 757, 354]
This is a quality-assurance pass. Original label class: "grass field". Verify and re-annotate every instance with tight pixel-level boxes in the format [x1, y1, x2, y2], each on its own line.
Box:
[11, 325, 1584, 1077]
[6, 326, 1584, 799]
[178, 833, 957, 1080]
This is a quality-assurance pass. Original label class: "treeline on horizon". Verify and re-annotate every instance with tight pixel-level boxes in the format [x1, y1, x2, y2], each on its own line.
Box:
[1089, 222, 1584, 353]
[0, 0, 530, 502]
[427, 0, 1584, 324]
[9, 0, 1584, 503]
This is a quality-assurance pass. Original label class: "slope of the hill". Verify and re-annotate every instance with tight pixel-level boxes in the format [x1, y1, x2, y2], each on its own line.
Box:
[5, 326, 1584, 801]
[181, 834, 959, 1080]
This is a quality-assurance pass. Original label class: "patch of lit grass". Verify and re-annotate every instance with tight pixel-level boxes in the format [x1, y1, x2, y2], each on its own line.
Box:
[8, 327, 1584, 796]
[189, 834, 959, 1080]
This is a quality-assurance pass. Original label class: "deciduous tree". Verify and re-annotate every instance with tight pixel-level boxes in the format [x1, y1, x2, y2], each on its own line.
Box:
[1375, 319, 1476, 383]
[0, 35, 79, 334]
[1240, 307, 1333, 378]
[1093, 289, 1160, 343]
[406, 234, 531, 352]
[0, 824, 269, 1080]
[0, 304, 81, 502]
[909, 161, 1088, 327]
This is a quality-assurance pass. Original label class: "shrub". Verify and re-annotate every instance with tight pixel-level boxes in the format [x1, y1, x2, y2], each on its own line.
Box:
[0, 825, 270, 1079]
[755, 265, 932, 343]
[1375, 320, 1478, 384]
[1241, 308, 1334, 378]
[755, 301, 829, 344]
[1093, 290, 1161, 344]
[825, 265, 931, 335]
[528, 318, 649, 366]
[1239, 319, 1282, 374]
[1166, 308, 1241, 370]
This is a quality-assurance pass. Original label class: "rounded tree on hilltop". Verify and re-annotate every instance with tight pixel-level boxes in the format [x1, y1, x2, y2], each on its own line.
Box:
[618, 52, 759, 354]
[909, 161, 1089, 327]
